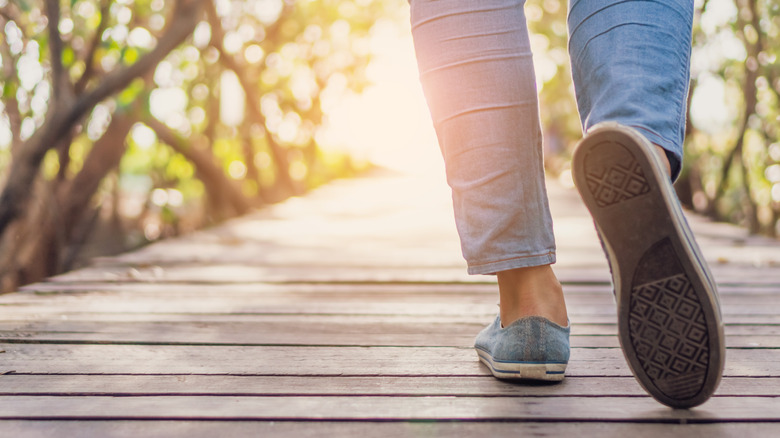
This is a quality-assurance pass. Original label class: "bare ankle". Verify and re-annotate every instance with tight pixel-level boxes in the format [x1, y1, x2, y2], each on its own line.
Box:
[654, 145, 672, 178]
[496, 265, 568, 327]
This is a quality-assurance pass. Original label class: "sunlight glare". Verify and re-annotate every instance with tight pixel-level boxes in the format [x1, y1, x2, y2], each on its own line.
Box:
[220, 71, 246, 127]
[0, 114, 11, 149]
[150, 87, 189, 124]
[131, 123, 157, 149]
[690, 72, 733, 134]
[253, 0, 284, 25]
[17, 42, 43, 91]
[321, 15, 442, 177]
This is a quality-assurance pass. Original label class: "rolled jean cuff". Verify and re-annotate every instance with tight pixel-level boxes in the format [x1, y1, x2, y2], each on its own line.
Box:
[467, 251, 556, 275]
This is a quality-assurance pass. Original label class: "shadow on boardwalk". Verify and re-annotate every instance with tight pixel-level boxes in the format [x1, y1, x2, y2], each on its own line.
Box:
[0, 168, 779, 436]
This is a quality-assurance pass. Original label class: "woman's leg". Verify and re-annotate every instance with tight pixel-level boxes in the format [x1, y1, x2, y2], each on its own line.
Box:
[410, 0, 566, 326]
[568, 0, 693, 179]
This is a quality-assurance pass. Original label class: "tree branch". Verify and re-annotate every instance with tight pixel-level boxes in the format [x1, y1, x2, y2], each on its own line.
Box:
[144, 115, 251, 216]
[0, 0, 207, 236]
[74, 0, 206, 127]
[0, 2, 22, 27]
[61, 113, 135, 235]
[45, 0, 72, 104]
[75, 0, 113, 94]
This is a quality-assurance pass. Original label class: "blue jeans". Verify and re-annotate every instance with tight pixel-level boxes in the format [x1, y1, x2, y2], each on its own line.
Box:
[410, 0, 693, 274]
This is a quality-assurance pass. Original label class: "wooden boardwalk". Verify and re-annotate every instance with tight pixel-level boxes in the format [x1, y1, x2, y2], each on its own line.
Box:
[1, 168, 779, 436]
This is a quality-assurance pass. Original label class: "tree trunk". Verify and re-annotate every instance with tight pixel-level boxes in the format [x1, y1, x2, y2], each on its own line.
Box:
[0, 113, 134, 292]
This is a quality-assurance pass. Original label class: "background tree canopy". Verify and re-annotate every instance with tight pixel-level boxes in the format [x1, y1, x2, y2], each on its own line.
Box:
[0, 0, 400, 292]
[0, 0, 777, 293]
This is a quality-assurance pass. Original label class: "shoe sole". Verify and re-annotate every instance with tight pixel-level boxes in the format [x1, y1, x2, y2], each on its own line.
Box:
[476, 348, 567, 381]
[571, 123, 725, 408]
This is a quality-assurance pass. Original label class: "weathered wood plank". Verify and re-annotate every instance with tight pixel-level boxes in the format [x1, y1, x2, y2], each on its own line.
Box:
[9, 283, 780, 311]
[0, 320, 778, 348]
[2, 310, 780, 325]
[0, 302, 720, 321]
[16, 281, 780, 299]
[15, 281, 780, 298]
[0, 344, 776, 377]
[5, 284, 780, 320]
[2, 317, 779, 336]
[0, 375, 773, 397]
[2, 421, 779, 438]
[0, 395, 778, 421]
[40, 262, 780, 285]
[88, 233, 779, 277]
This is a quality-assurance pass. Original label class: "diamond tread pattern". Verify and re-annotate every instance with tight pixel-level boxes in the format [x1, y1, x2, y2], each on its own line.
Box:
[629, 272, 709, 400]
[583, 143, 710, 401]
[585, 153, 650, 208]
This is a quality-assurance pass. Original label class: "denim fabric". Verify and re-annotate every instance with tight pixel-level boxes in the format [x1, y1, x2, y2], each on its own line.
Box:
[410, 0, 556, 274]
[410, 0, 693, 274]
[568, 0, 693, 179]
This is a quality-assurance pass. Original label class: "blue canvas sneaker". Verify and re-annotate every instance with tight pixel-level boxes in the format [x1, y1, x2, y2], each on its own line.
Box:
[474, 315, 570, 381]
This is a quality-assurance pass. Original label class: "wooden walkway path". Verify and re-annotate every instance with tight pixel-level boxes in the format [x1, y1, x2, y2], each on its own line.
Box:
[1, 168, 779, 436]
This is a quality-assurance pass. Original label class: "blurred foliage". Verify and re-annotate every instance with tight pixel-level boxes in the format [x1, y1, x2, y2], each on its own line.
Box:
[525, 0, 581, 173]
[0, 0, 401, 291]
[682, 0, 780, 236]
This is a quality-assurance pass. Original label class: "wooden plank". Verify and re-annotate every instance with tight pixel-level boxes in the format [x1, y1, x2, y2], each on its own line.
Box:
[15, 281, 780, 297]
[2, 317, 779, 336]
[2, 310, 780, 326]
[1, 420, 779, 438]
[0, 302, 745, 322]
[0, 375, 773, 397]
[3, 309, 780, 325]
[0, 344, 777, 377]
[45, 265, 485, 285]
[18, 282, 508, 295]
[2, 295, 778, 319]
[0, 395, 778, 421]
[40, 262, 780, 285]
[9, 284, 780, 312]
[0, 321, 778, 348]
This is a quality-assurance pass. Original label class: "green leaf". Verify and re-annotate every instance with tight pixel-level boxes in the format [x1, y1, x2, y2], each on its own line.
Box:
[16, 0, 31, 12]
[3, 81, 17, 99]
[62, 47, 75, 66]
[117, 78, 146, 108]
[122, 47, 139, 65]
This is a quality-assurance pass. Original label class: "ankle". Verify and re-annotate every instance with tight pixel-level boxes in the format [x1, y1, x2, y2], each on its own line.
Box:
[497, 265, 568, 327]
[654, 145, 672, 179]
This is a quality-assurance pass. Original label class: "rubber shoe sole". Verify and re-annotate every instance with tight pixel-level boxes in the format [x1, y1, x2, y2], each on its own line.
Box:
[571, 123, 725, 408]
[475, 349, 567, 381]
